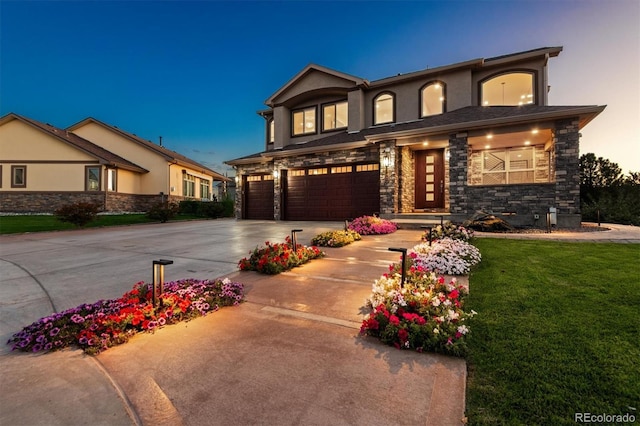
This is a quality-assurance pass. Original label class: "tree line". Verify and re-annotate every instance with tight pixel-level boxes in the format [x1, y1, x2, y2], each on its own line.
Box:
[579, 153, 639, 226]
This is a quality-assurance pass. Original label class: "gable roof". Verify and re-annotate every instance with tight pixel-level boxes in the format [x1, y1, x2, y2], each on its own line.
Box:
[0, 113, 148, 173]
[68, 117, 229, 181]
[226, 104, 605, 164]
[265, 64, 366, 106]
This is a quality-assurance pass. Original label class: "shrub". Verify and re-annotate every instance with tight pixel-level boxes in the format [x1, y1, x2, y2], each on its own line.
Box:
[311, 230, 362, 247]
[422, 221, 474, 242]
[179, 200, 232, 218]
[347, 215, 398, 235]
[178, 200, 200, 215]
[54, 202, 100, 227]
[238, 236, 324, 274]
[147, 202, 179, 223]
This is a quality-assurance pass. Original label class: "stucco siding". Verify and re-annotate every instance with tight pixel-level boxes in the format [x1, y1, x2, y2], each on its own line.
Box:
[0, 119, 96, 162]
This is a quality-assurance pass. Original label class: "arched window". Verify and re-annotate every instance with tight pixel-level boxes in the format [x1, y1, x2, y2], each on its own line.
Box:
[374, 92, 394, 125]
[481, 72, 535, 106]
[421, 82, 445, 117]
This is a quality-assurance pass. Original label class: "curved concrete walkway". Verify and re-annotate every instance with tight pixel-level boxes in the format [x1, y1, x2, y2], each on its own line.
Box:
[1, 220, 637, 425]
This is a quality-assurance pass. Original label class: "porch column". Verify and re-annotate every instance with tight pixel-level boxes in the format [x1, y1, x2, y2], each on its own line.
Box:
[379, 140, 398, 215]
[553, 118, 581, 225]
[448, 132, 469, 216]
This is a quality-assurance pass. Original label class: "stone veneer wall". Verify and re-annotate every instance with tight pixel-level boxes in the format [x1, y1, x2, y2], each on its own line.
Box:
[552, 118, 581, 215]
[446, 118, 582, 228]
[398, 146, 415, 213]
[378, 141, 397, 215]
[0, 192, 172, 213]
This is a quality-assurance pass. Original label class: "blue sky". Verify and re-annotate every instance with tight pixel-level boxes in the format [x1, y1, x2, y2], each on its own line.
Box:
[1, 0, 638, 175]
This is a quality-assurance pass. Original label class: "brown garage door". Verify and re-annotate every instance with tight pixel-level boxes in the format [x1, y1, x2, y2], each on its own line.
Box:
[244, 174, 274, 220]
[284, 164, 379, 220]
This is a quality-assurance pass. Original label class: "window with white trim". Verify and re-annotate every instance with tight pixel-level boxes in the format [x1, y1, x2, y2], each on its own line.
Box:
[107, 169, 117, 191]
[200, 179, 210, 199]
[183, 173, 196, 197]
[482, 147, 537, 184]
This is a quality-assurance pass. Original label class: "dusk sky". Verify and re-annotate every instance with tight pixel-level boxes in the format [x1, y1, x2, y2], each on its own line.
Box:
[1, 0, 638, 175]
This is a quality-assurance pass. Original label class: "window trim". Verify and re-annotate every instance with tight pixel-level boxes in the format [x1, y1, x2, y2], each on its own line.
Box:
[85, 165, 102, 191]
[11, 165, 27, 188]
[200, 178, 211, 199]
[268, 118, 275, 145]
[107, 168, 117, 192]
[291, 106, 317, 137]
[373, 91, 395, 125]
[479, 70, 537, 106]
[321, 100, 349, 133]
[0, 165, 2, 188]
[420, 81, 446, 117]
[480, 147, 539, 185]
[183, 173, 196, 197]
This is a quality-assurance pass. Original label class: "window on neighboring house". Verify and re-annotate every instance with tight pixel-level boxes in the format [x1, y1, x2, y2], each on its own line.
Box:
[421, 82, 445, 116]
[322, 101, 348, 131]
[11, 165, 27, 188]
[86, 166, 101, 191]
[200, 179, 211, 200]
[482, 147, 538, 185]
[107, 169, 117, 191]
[481, 72, 535, 106]
[374, 92, 394, 125]
[292, 107, 316, 136]
[268, 119, 275, 144]
[183, 173, 196, 197]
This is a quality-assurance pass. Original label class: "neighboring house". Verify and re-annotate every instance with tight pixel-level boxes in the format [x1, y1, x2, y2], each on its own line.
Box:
[226, 46, 605, 227]
[0, 113, 228, 213]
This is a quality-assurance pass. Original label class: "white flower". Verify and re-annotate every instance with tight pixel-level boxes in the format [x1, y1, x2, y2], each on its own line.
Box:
[433, 328, 440, 334]
[457, 325, 469, 335]
[431, 298, 441, 307]
[447, 309, 459, 321]
[222, 277, 231, 285]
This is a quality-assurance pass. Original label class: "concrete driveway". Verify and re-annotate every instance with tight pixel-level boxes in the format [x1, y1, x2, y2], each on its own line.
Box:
[0, 219, 466, 426]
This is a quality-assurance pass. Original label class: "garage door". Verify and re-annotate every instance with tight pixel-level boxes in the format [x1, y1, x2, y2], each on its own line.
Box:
[244, 174, 274, 220]
[284, 164, 380, 220]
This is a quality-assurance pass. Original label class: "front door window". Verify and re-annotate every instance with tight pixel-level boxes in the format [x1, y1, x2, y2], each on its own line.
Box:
[415, 150, 445, 209]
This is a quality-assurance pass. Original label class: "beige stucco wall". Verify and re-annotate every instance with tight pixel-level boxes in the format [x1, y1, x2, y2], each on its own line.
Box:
[113, 168, 140, 193]
[0, 119, 101, 191]
[1, 119, 96, 161]
[71, 122, 169, 194]
[168, 163, 213, 198]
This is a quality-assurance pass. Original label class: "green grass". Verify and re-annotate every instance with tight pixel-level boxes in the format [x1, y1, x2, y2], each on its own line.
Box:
[0, 214, 204, 234]
[466, 239, 640, 425]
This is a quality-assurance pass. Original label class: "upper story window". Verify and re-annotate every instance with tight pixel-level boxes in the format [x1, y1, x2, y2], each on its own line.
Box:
[292, 106, 316, 136]
[322, 101, 348, 132]
[374, 92, 394, 125]
[421, 82, 445, 117]
[481, 72, 535, 106]
[86, 166, 101, 191]
[268, 119, 275, 144]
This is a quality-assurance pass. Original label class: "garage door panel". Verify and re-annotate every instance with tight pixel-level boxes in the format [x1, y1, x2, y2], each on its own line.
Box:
[284, 164, 379, 221]
[245, 176, 274, 220]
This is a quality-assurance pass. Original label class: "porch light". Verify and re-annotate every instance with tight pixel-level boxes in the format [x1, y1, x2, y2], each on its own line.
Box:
[382, 152, 392, 169]
[445, 148, 451, 161]
[273, 169, 279, 179]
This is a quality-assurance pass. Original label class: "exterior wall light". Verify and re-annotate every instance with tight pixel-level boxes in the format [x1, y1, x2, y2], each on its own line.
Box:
[382, 152, 392, 169]
[273, 169, 279, 179]
[445, 148, 451, 161]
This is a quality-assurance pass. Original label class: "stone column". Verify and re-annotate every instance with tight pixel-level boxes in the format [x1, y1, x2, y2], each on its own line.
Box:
[553, 118, 581, 215]
[447, 132, 469, 216]
[379, 140, 398, 215]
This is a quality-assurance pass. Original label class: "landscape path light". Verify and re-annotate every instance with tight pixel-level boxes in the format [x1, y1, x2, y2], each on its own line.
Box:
[388, 247, 407, 288]
[152, 259, 174, 307]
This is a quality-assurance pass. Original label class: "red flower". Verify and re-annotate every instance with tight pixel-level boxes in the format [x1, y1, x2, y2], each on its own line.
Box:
[389, 315, 400, 326]
[398, 328, 409, 343]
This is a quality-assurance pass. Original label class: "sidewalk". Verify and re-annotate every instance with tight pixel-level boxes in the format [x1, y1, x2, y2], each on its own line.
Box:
[0, 224, 466, 426]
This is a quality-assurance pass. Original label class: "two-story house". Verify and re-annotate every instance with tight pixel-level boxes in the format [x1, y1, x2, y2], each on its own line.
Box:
[0, 113, 229, 213]
[227, 46, 605, 227]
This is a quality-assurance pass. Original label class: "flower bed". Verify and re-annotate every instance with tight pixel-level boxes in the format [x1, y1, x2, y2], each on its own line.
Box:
[238, 236, 324, 274]
[311, 229, 361, 247]
[422, 221, 474, 242]
[347, 215, 398, 235]
[409, 238, 481, 275]
[7, 278, 244, 355]
[360, 268, 476, 357]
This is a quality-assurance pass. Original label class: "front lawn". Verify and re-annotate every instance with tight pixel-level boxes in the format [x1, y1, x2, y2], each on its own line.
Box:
[0, 214, 203, 234]
[466, 239, 639, 424]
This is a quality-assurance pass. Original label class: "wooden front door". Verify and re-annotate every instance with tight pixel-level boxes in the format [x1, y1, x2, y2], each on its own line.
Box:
[415, 149, 445, 209]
